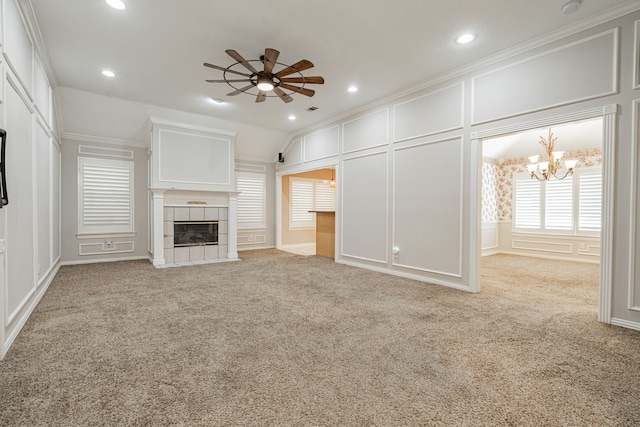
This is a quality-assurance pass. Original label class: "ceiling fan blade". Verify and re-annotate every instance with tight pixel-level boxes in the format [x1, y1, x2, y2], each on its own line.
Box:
[227, 84, 255, 96]
[273, 87, 293, 103]
[256, 91, 267, 103]
[275, 59, 314, 78]
[263, 48, 279, 74]
[204, 63, 251, 77]
[206, 79, 251, 83]
[279, 76, 325, 85]
[225, 49, 259, 73]
[280, 83, 315, 97]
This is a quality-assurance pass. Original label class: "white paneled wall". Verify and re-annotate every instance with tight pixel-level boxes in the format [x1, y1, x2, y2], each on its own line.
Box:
[341, 152, 388, 263]
[0, 0, 60, 359]
[277, 8, 640, 317]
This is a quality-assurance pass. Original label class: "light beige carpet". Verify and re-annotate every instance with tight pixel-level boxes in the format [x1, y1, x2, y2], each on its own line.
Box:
[1, 250, 639, 426]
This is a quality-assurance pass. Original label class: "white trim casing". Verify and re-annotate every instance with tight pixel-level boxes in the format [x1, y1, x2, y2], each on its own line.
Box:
[628, 100, 640, 312]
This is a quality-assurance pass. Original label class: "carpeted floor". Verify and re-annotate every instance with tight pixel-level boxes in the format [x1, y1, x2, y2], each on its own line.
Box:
[1, 250, 639, 426]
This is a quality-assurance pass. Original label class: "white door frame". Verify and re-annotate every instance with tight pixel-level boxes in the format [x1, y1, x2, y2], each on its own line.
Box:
[470, 104, 617, 323]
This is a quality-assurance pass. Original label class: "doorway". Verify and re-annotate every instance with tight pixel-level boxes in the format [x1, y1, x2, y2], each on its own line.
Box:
[472, 105, 617, 323]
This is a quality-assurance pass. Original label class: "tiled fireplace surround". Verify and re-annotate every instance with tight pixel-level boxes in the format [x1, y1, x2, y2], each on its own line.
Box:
[163, 205, 228, 265]
[150, 189, 238, 267]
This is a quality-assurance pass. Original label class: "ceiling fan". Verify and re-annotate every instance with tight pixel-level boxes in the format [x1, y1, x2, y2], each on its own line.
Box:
[204, 48, 324, 103]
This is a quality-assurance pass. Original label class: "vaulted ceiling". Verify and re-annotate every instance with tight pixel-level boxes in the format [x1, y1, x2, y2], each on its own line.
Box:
[30, 0, 635, 137]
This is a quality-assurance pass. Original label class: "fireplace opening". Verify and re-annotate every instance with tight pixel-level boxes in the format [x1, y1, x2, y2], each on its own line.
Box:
[174, 221, 218, 247]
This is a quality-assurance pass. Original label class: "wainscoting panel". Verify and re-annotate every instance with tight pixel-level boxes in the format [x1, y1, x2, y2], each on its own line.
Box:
[342, 109, 389, 154]
[157, 128, 231, 186]
[33, 54, 51, 126]
[472, 29, 618, 124]
[341, 151, 388, 264]
[481, 223, 499, 255]
[3, 0, 34, 95]
[5, 74, 36, 318]
[393, 83, 464, 142]
[512, 239, 573, 254]
[283, 138, 302, 167]
[393, 137, 463, 277]
[304, 126, 340, 162]
[36, 121, 51, 281]
[79, 241, 135, 256]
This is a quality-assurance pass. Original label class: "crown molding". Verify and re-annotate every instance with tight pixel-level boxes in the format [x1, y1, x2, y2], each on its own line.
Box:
[284, 1, 640, 148]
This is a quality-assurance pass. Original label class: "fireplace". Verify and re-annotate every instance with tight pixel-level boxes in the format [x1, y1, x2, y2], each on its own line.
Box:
[174, 221, 218, 247]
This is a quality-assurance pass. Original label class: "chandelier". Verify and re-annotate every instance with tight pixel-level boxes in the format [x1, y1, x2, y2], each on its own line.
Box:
[526, 130, 578, 180]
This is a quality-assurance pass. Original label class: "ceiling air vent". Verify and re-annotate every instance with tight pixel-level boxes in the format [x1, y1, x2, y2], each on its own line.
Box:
[307, 106, 318, 111]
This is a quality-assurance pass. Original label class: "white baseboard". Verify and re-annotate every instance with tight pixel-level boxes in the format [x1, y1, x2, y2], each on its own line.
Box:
[2, 260, 61, 360]
[491, 250, 600, 264]
[60, 256, 149, 266]
[278, 243, 315, 249]
[335, 258, 473, 293]
[238, 245, 275, 252]
[610, 317, 640, 331]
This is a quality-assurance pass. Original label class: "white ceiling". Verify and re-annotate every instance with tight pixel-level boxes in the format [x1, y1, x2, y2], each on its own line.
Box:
[482, 118, 603, 160]
[30, 0, 636, 135]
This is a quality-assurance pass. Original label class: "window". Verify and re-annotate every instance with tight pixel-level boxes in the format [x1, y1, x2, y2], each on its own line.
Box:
[236, 171, 266, 229]
[513, 168, 601, 235]
[289, 177, 335, 229]
[78, 157, 134, 234]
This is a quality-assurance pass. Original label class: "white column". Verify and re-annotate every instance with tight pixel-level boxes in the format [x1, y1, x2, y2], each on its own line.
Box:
[227, 192, 239, 259]
[151, 189, 166, 266]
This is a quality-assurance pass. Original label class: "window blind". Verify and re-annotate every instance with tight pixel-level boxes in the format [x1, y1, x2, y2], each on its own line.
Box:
[514, 179, 541, 229]
[79, 157, 134, 234]
[579, 172, 602, 231]
[290, 179, 315, 228]
[289, 177, 336, 229]
[545, 177, 573, 230]
[236, 172, 266, 229]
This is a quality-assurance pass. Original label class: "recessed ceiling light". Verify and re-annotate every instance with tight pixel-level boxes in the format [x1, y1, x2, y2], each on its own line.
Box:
[209, 98, 225, 105]
[101, 70, 116, 78]
[347, 86, 358, 93]
[288, 115, 296, 121]
[105, 0, 126, 10]
[456, 33, 476, 45]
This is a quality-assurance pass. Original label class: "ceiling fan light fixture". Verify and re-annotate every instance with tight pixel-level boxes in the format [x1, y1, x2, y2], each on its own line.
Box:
[256, 76, 275, 92]
[105, 0, 126, 10]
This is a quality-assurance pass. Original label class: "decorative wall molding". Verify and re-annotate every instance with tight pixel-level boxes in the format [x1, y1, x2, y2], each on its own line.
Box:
[392, 82, 464, 143]
[512, 239, 573, 254]
[148, 116, 236, 137]
[628, 99, 640, 312]
[78, 145, 134, 159]
[78, 241, 135, 256]
[471, 29, 618, 125]
[303, 125, 340, 163]
[64, 132, 147, 149]
[634, 21, 640, 90]
[341, 108, 389, 154]
[392, 136, 463, 278]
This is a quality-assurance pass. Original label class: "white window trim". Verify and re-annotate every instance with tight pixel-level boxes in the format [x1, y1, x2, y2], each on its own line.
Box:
[78, 157, 135, 235]
[236, 171, 267, 230]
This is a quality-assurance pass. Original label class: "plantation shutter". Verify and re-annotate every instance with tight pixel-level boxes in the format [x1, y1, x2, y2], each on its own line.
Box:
[290, 179, 315, 228]
[514, 178, 541, 229]
[545, 177, 573, 230]
[236, 172, 266, 229]
[579, 172, 602, 232]
[315, 182, 336, 211]
[79, 157, 134, 234]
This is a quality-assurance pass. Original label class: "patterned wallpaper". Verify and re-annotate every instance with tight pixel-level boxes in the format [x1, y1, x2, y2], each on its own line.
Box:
[482, 148, 602, 222]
